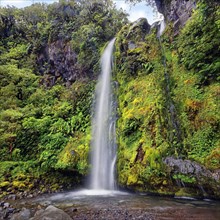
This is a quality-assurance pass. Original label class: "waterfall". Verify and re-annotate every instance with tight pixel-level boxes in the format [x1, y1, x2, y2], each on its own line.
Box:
[90, 38, 117, 190]
[158, 18, 166, 37]
[157, 16, 182, 151]
[156, 13, 166, 37]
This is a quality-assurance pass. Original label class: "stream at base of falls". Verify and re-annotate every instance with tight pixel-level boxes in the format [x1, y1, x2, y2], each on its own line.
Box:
[9, 190, 220, 220]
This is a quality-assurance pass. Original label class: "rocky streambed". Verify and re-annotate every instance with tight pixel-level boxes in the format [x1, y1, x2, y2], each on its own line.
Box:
[1, 190, 220, 220]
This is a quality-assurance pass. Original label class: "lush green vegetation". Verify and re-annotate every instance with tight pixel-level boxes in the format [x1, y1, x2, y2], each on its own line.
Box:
[115, 1, 220, 197]
[0, 0, 219, 198]
[168, 0, 220, 168]
[0, 0, 127, 196]
[115, 24, 171, 192]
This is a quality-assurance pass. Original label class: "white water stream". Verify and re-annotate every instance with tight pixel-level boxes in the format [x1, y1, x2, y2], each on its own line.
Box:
[90, 38, 117, 191]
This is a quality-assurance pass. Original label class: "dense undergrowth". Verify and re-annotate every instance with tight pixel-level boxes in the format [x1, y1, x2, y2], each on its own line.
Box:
[169, 0, 220, 168]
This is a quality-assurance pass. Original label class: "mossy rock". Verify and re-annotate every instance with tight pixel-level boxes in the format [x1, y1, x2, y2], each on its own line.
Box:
[51, 183, 60, 191]
[12, 181, 26, 190]
[28, 183, 34, 190]
[0, 181, 10, 188]
[127, 174, 138, 186]
[174, 188, 200, 198]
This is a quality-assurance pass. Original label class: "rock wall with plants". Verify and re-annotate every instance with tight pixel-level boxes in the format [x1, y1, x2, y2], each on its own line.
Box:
[115, 0, 220, 198]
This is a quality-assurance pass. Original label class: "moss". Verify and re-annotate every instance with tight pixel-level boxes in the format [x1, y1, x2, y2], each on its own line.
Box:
[127, 174, 138, 186]
[175, 188, 199, 198]
[12, 181, 26, 190]
[177, 1, 220, 83]
[28, 183, 34, 190]
[163, 27, 220, 165]
[0, 191, 7, 199]
[173, 174, 196, 184]
[115, 23, 171, 192]
[0, 181, 10, 188]
[51, 183, 60, 191]
[55, 130, 91, 175]
[205, 147, 220, 169]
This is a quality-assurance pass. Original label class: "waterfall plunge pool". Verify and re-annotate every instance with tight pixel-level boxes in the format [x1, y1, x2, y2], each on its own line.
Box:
[12, 190, 220, 219]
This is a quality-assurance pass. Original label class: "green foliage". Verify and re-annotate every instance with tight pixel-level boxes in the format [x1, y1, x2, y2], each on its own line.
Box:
[162, 26, 220, 167]
[187, 126, 219, 164]
[161, 1, 220, 172]
[173, 174, 196, 184]
[0, 68, 94, 180]
[115, 1, 220, 197]
[56, 130, 91, 175]
[0, 0, 127, 84]
[0, 161, 38, 184]
[0, 160, 80, 194]
[115, 23, 171, 189]
[0, 0, 103, 186]
[177, 1, 220, 83]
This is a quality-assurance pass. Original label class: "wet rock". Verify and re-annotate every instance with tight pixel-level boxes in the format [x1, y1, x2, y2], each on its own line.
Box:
[37, 40, 80, 87]
[7, 207, 15, 214]
[127, 18, 151, 40]
[128, 41, 136, 50]
[212, 170, 220, 182]
[3, 202, 10, 208]
[0, 206, 16, 219]
[3, 210, 9, 219]
[71, 208, 78, 212]
[155, 0, 196, 34]
[163, 156, 220, 197]
[163, 157, 212, 178]
[33, 209, 44, 217]
[7, 194, 16, 200]
[10, 208, 31, 220]
[31, 205, 72, 220]
[27, 194, 34, 199]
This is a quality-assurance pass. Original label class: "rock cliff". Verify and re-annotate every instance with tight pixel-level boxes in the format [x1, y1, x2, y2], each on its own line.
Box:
[37, 40, 80, 87]
[156, 0, 196, 33]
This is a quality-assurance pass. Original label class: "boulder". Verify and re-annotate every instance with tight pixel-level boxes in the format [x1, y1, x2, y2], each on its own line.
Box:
[31, 205, 72, 220]
[10, 208, 31, 220]
[163, 157, 213, 178]
[163, 157, 220, 197]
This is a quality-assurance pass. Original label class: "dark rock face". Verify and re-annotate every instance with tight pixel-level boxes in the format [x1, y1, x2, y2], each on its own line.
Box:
[164, 157, 212, 178]
[127, 18, 151, 40]
[37, 40, 81, 87]
[163, 157, 220, 196]
[155, 0, 196, 33]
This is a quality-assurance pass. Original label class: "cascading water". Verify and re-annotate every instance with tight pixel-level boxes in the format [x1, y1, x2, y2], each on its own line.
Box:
[156, 13, 166, 37]
[157, 16, 182, 146]
[90, 38, 117, 191]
